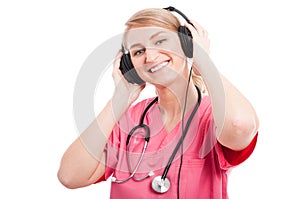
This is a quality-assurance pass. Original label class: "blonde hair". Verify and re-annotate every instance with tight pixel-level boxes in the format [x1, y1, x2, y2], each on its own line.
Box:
[124, 8, 207, 94]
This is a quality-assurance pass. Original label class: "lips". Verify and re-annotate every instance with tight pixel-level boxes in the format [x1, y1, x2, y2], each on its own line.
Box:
[148, 61, 169, 73]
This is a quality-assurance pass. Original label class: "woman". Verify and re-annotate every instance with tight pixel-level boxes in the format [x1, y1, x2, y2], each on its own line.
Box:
[58, 7, 259, 199]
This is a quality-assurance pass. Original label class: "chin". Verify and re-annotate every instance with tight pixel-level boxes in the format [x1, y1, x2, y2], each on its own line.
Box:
[151, 76, 180, 88]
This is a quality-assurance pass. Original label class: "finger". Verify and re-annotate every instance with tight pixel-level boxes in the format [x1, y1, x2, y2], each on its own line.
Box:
[189, 20, 208, 37]
[113, 50, 122, 68]
[113, 50, 123, 74]
[185, 21, 211, 55]
[184, 22, 199, 39]
[112, 50, 123, 81]
[189, 20, 203, 31]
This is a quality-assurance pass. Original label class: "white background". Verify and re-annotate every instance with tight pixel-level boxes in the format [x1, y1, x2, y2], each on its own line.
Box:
[1, 0, 300, 198]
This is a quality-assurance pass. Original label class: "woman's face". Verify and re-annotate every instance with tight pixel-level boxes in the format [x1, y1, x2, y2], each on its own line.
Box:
[125, 27, 188, 87]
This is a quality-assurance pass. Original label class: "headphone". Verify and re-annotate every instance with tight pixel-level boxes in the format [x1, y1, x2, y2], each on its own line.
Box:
[119, 6, 194, 85]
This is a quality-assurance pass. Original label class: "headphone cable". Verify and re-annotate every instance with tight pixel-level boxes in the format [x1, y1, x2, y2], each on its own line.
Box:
[177, 65, 194, 199]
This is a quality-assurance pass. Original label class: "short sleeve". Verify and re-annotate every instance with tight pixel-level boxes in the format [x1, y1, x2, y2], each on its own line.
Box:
[93, 123, 121, 184]
[215, 132, 258, 170]
[198, 96, 258, 170]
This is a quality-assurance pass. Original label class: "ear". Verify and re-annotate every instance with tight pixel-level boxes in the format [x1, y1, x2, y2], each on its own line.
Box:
[178, 26, 193, 58]
[119, 51, 145, 85]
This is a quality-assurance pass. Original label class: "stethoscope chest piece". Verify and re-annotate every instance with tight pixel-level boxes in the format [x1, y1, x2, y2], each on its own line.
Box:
[151, 176, 171, 193]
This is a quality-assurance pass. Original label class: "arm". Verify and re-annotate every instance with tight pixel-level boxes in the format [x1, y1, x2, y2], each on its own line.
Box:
[217, 75, 259, 150]
[187, 21, 259, 150]
[57, 51, 145, 189]
[57, 100, 119, 189]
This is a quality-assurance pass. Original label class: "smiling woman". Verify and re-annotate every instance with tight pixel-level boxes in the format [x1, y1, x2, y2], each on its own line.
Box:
[125, 27, 188, 87]
[58, 6, 259, 199]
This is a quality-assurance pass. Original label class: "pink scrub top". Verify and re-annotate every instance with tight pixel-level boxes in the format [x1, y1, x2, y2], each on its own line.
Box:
[96, 96, 258, 199]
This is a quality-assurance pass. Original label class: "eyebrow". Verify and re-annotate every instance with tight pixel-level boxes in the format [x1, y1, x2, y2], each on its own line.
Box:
[128, 31, 167, 50]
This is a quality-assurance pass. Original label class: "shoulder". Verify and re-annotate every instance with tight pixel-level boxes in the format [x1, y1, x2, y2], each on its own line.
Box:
[200, 95, 211, 108]
[198, 95, 212, 117]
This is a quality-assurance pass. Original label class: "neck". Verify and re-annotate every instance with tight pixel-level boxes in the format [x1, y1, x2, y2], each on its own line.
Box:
[156, 82, 198, 127]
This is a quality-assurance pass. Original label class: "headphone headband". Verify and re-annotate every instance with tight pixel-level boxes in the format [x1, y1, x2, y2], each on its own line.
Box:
[163, 6, 192, 26]
[119, 6, 194, 84]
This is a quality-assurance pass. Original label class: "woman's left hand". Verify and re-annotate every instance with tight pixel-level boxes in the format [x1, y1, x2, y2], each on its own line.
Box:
[185, 20, 210, 55]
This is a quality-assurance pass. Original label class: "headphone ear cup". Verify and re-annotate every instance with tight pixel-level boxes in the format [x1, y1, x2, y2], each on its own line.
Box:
[119, 53, 145, 85]
[178, 26, 193, 58]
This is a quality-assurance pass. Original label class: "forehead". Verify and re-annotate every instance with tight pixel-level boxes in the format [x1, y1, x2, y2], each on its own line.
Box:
[125, 27, 178, 47]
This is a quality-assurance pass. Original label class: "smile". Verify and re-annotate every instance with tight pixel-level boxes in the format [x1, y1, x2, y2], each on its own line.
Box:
[149, 61, 169, 73]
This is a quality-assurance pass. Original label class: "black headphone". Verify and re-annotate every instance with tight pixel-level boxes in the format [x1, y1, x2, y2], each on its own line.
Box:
[119, 6, 194, 85]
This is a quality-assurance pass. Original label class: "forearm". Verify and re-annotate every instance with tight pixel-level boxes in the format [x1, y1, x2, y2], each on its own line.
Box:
[193, 44, 226, 137]
[58, 97, 128, 188]
[80, 97, 127, 161]
[193, 44, 259, 150]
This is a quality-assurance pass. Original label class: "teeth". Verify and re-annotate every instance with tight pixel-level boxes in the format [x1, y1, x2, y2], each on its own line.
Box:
[150, 62, 168, 73]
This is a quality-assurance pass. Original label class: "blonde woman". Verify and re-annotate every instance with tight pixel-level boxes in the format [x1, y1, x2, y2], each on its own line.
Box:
[58, 7, 259, 199]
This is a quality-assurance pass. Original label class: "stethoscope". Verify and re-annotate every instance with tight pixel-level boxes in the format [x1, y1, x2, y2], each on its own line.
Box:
[111, 85, 201, 194]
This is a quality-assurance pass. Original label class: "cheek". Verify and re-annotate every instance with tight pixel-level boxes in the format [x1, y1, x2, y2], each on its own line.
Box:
[131, 57, 146, 79]
[172, 53, 186, 67]
[163, 39, 185, 57]
[131, 56, 144, 69]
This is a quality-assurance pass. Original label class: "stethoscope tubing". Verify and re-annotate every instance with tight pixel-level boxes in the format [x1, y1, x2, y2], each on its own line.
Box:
[161, 86, 201, 180]
[112, 86, 201, 184]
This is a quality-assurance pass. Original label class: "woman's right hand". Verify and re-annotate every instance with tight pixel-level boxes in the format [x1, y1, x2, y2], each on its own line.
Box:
[111, 50, 145, 108]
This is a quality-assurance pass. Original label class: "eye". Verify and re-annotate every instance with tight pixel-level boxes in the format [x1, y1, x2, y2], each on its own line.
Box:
[133, 48, 145, 56]
[155, 39, 167, 45]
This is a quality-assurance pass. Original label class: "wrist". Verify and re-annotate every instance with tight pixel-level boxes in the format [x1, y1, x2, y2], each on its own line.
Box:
[111, 93, 131, 119]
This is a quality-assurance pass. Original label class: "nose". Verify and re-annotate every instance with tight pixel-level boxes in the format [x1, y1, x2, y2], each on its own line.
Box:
[145, 48, 159, 63]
